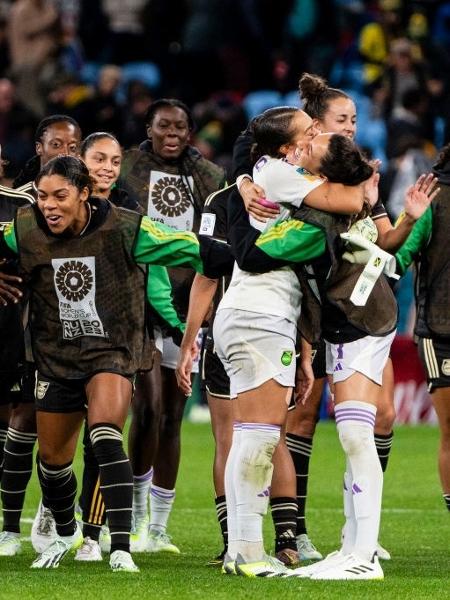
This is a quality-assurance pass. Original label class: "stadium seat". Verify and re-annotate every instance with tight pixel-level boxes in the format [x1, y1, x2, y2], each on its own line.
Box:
[242, 90, 283, 120]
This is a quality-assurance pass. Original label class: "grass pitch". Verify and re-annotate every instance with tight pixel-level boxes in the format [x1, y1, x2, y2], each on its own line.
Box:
[0, 421, 449, 599]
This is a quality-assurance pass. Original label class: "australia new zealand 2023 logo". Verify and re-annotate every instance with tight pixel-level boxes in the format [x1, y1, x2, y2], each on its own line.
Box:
[55, 260, 93, 302]
[152, 176, 191, 217]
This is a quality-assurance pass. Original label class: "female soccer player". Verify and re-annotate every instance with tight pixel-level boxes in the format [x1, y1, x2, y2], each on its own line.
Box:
[396, 143, 450, 514]
[0, 156, 230, 572]
[120, 98, 226, 553]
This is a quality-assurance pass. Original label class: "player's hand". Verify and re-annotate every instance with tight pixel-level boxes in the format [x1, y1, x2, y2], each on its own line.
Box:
[363, 161, 381, 208]
[294, 357, 314, 405]
[175, 340, 198, 396]
[240, 179, 279, 222]
[404, 173, 440, 221]
[0, 270, 23, 306]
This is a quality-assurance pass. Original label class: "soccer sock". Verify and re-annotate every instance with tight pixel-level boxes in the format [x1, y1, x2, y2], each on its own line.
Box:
[270, 496, 298, 552]
[0, 420, 8, 480]
[37, 457, 77, 537]
[374, 431, 394, 473]
[335, 401, 382, 562]
[444, 494, 450, 512]
[214, 494, 228, 551]
[149, 484, 175, 533]
[235, 423, 280, 562]
[341, 458, 357, 555]
[80, 423, 104, 541]
[133, 467, 153, 522]
[90, 423, 133, 553]
[224, 422, 241, 559]
[285, 433, 313, 536]
[1, 428, 37, 533]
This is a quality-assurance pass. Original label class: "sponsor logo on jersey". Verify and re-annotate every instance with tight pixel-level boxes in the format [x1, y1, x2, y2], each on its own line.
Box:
[441, 359, 450, 376]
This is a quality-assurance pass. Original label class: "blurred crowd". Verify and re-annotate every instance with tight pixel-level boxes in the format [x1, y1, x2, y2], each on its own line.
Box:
[0, 0, 449, 224]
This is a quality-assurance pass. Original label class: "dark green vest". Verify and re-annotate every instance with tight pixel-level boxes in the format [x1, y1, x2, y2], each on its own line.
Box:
[15, 204, 152, 379]
[415, 185, 450, 338]
[293, 205, 398, 341]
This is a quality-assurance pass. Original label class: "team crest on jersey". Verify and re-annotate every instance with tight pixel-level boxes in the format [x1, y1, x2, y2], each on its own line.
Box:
[281, 350, 293, 367]
[52, 257, 106, 340]
[148, 170, 194, 230]
[441, 359, 450, 376]
[36, 380, 49, 400]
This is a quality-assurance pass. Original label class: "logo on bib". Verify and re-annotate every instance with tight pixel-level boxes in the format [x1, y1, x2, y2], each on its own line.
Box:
[281, 350, 293, 367]
[55, 260, 93, 302]
[153, 176, 191, 217]
[441, 359, 450, 376]
[36, 381, 49, 400]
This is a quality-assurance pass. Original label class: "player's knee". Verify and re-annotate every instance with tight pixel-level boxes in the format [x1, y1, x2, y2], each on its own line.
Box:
[339, 425, 373, 457]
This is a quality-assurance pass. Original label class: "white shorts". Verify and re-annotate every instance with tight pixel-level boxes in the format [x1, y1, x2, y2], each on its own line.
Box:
[326, 330, 396, 385]
[154, 327, 204, 373]
[213, 308, 297, 398]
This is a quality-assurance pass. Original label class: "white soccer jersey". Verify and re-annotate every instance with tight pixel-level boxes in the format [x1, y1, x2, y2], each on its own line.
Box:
[218, 157, 324, 324]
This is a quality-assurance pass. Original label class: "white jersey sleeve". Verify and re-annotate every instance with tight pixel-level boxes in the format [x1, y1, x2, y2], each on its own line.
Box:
[253, 156, 324, 208]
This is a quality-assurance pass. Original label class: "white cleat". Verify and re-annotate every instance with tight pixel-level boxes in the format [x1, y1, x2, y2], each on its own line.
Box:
[296, 534, 323, 561]
[0, 531, 22, 556]
[289, 550, 347, 578]
[130, 515, 149, 553]
[147, 529, 180, 554]
[75, 537, 103, 562]
[311, 553, 384, 580]
[377, 542, 391, 560]
[31, 500, 57, 553]
[109, 550, 139, 573]
[31, 523, 83, 569]
[235, 553, 290, 578]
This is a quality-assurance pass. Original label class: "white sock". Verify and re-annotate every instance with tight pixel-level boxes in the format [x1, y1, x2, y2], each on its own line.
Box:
[224, 422, 241, 559]
[149, 484, 175, 533]
[336, 401, 382, 562]
[235, 423, 280, 562]
[132, 467, 153, 522]
[341, 458, 356, 555]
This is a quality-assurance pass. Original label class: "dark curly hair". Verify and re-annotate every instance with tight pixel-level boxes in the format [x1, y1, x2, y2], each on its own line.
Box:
[250, 106, 299, 163]
[299, 72, 351, 121]
[319, 135, 373, 185]
[145, 98, 194, 130]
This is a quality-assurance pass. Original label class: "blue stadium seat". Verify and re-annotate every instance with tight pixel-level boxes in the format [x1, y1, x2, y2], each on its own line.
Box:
[242, 90, 283, 120]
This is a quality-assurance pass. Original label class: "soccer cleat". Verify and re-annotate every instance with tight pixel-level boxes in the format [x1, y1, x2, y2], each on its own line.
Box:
[296, 534, 323, 561]
[221, 552, 236, 575]
[109, 550, 139, 573]
[275, 547, 300, 567]
[75, 537, 103, 562]
[235, 553, 290, 578]
[311, 553, 384, 580]
[289, 550, 348, 578]
[130, 515, 149, 553]
[207, 547, 227, 566]
[31, 523, 83, 569]
[0, 531, 22, 556]
[74, 503, 82, 523]
[31, 500, 57, 553]
[147, 529, 180, 554]
[377, 542, 391, 561]
[99, 526, 111, 553]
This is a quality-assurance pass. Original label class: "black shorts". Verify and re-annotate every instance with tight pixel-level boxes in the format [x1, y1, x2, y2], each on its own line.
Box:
[35, 373, 88, 413]
[0, 362, 35, 407]
[311, 340, 327, 380]
[200, 336, 231, 399]
[417, 337, 450, 391]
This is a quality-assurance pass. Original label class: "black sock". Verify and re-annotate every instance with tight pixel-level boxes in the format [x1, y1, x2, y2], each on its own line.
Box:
[80, 423, 104, 541]
[285, 433, 313, 536]
[270, 496, 297, 552]
[214, 495, 228, 553]
[444, 494, 450, 512]
[90, 423, 132, 553]
[0, 420, 8, 480]
[37, 457, 77, 537]
[374, 431, 394, 473]
[1, 428, 36, 533]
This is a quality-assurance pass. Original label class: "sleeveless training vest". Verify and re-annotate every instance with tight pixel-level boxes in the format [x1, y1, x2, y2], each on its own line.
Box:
[15, 203, 152, 379]
[292, 205, 398, 341]
[414, 185, 450, 338]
